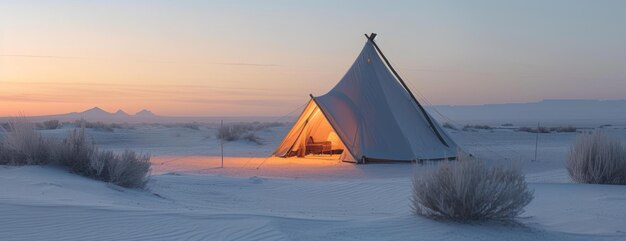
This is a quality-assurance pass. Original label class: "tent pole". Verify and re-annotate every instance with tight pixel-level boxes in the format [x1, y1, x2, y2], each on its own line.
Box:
[365, 33, 449, 147]
[284, 99, 316, 157]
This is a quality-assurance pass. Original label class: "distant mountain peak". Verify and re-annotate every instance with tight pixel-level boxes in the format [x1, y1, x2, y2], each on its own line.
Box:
[135, 109, 156, 116]
[114, 109, 129, 116]
[82, 107, 110, 115]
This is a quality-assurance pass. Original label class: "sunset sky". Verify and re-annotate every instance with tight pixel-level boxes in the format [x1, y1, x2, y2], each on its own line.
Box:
[1, 0, 625, 116]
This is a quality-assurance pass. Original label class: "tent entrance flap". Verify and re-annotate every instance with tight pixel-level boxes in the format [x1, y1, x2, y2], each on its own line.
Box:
[272, 100, 350, 159]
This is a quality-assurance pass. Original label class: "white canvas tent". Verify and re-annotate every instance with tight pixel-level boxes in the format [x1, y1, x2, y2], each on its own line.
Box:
[273, 34, 458, 163]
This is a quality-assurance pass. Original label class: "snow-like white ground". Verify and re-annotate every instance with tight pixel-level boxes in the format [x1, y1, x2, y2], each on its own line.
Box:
[2, 123, 626, 240]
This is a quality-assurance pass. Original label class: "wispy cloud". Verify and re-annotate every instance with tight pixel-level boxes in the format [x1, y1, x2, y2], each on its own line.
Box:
[0, 94, 73, 103]
[0, 54, 85, 60]
[214, 62, 279, 67]
[1, 54, 279, 67]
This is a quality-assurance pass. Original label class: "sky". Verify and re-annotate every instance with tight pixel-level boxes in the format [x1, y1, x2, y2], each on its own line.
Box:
[1, 0, 625, 116]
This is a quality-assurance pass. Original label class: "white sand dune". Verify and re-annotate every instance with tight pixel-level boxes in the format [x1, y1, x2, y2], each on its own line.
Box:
[2, 125, 626, 240]
[1, 163, 625, 241]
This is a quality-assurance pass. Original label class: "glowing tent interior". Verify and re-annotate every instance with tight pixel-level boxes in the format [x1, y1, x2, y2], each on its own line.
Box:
[272, 33, 458, 163]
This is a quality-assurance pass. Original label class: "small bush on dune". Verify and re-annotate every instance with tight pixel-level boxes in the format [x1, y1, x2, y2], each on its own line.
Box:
[56, 128, 97, 172]
[567, 131, 626, 185]
[516, 126, 550, 133]
[516, 126, 577, 133]
[217, 125, 242, 142]
[161, 122, 204, 130]
[182, 122, 201, 130]
[0, 120, 53, 165]
[242, 133, 263, 145]
[57, 128, 151, 188]
[550, 126, 577, 133]
[442, 122, 458, 130]
[102, 150, 151, 188]
[74, 120, 114, 132]
[0, 119, 150, 189]
[411, 153, 534, 222]
[0, 123, 11, 132]
[462, 124, 492, 131]
[217, 123, 264, 144]
[41, 120, 62, 130]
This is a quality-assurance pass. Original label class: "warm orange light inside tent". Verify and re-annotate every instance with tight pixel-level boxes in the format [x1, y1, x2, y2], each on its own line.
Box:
[273, 100, 349, 160]
[326, 132, 341, 149]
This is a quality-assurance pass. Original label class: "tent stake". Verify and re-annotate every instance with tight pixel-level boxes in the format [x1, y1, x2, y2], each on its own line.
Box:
[534, 122, 539, 162]
[221, 119, 224, 168]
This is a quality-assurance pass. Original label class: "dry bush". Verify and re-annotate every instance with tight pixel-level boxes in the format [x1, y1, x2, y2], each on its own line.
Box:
[41, 120, 62, 130]
[567, 131, 626, 184]
[102, 150, 151, 188]
[516, 126, 550, 133]
[57, 128, 151, 188]
[0, 120, 53, 165]
[242, 133, 263, 145]
[74, 119, 114, 132]
[217, 124, 244, 142]
[0, 119, 150, 189]
[0, 123, 11, 132]
[161, 122, 203, 130]
[181, 122, 201, 130]
[516, 126, 576, 133]
[442, 122, 458, 130]
[411, 153, 534, 222]
[56, 128, 97, 173]
[551, 126, 577, 133]
[217, 123, 265, 144]
[462, 124, 492, 131]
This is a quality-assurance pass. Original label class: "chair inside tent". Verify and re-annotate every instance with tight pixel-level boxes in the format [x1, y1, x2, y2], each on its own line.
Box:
[273, 99, 354, 162]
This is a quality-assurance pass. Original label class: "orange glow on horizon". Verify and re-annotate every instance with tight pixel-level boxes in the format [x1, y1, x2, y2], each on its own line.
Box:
[2, 1, 626, 117]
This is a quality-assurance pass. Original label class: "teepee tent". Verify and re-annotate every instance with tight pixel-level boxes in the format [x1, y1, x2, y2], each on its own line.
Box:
[273, 33, 458, 163]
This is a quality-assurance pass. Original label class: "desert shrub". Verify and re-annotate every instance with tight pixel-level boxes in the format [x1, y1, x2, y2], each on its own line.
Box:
[101, 150, 151, 188]
[182, 122, 201, 130]
[411, 153, 534, 222]
[567, 131, 626, 184]
[57, 128, 151, 188]
[0, 123, 11, 132]
[161, 122, 203, 130]
[550, 126, 577, 133]
[218, 124, 251, 141]
[41, 120, 62, 130]
[442, 122, 458, 130]
[217, 122, 267, 144]
[0, 119, 150, 189]
[74, 119, 114, 132]
[242, 133, 263, 145]
[462, 124, 492, 131]
[516, 126, 550, 133]
[0, 120, 53, 165]
[517, 126, 576, 133]
[0, 143, 7, 164]
[56, 128, 97, 172]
